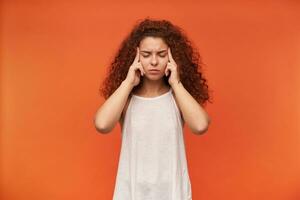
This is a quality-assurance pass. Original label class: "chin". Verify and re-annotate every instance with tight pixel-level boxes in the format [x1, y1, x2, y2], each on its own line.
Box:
[144, 75, 164, 81]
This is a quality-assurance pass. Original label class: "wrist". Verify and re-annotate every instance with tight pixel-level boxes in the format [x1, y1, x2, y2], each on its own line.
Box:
[170, 80, 181, 88]
[122, 79, 134, 89]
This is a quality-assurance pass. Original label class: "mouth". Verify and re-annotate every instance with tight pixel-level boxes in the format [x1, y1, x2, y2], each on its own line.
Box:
[148, 70, 160, 74]
[149, 69, 160, 72]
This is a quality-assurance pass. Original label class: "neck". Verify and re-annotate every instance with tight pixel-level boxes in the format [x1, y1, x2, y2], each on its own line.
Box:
[138, 78, 170, 95]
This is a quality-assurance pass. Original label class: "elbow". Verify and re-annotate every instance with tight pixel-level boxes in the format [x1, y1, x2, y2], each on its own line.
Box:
[95, 125, 111, 134]
[94, 118, 112, 134]
[193, 118, 211, 135]
[194, 126, 209, 135]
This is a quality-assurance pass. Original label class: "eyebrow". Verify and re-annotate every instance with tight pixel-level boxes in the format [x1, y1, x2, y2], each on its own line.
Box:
[140, 50, 167, 54]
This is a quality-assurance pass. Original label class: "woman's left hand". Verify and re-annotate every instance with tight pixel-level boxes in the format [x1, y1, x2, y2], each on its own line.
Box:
[165, 47, 180, 86]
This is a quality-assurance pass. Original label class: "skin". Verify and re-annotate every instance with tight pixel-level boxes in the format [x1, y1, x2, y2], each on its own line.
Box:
[133, 36, 172, 96]
[94, 36, 211, 134]
[129, 36, 181, 96]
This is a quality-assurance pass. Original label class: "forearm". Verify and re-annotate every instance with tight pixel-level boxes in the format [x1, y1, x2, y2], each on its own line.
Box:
[171, 81, 211, 134]
[94, 80, 134, 133]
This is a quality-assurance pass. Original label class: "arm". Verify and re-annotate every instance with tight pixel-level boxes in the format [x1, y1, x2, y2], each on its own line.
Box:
[171, 81, 211, 135]
[165, 47, 210, 135]
[94, 80, 134, 134]
[95, 47, 145, 134]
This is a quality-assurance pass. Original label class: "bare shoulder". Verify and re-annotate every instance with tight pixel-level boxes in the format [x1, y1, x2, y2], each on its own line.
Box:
[119, 95, 132, 127]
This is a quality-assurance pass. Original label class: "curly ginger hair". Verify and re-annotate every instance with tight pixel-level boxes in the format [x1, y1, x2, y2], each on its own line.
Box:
[99, 18, 213, 107]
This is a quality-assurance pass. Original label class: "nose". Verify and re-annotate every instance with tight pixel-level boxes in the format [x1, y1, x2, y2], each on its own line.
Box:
[150, 55, 158, 66]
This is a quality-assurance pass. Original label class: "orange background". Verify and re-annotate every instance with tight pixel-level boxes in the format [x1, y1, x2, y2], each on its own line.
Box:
[1, 0, 300, 199]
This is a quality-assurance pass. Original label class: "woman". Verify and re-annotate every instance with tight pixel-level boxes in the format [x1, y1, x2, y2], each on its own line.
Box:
[94, 18, 212, 200]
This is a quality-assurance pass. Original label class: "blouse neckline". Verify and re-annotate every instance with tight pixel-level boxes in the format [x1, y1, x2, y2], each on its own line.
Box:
[132, 87, 172, 100]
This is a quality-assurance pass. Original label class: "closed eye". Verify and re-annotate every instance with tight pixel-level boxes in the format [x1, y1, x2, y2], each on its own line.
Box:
[142, 54, 166, 58]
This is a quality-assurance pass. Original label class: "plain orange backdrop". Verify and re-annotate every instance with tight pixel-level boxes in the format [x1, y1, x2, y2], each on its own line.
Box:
[1, 0, 300, 199]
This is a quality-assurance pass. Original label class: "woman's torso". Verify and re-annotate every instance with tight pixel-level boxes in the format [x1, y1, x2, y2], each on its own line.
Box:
[113, 88, 192, 200]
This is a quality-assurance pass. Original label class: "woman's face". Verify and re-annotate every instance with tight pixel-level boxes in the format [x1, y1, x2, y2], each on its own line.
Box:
[139, 36, 169, 80]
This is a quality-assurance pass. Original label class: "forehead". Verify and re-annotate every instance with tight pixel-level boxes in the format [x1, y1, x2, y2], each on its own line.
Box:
[139, 36, 168, 51]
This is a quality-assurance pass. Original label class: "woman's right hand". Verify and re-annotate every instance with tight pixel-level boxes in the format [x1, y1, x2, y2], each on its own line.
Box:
[124, 47, 145, 87]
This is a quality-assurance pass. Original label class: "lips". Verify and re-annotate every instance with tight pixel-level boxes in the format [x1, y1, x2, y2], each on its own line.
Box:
[148, 70, 160, 74]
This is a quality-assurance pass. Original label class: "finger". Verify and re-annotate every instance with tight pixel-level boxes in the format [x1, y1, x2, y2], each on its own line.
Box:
[138, 67, 143, 76]
[137, 63, 145, 76]
[165, 65, 170, 76]
[168, 47, 175, 64]
[140, 64, 145, 76]
[133, 47, 140, 64]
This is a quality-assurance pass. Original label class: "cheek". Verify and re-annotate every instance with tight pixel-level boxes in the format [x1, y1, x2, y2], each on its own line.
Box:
[159, 55, 168, 60]
[140, 58, 149, 66]
[160, 58, 169, 67]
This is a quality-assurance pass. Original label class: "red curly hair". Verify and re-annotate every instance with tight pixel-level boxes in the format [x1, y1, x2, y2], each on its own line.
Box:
[99, 17, 213, 107]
